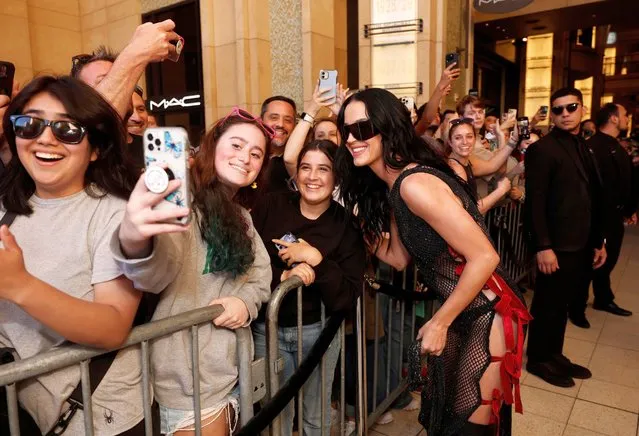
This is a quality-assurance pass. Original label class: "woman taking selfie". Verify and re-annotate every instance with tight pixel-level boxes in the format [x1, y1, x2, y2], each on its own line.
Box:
[335, 88, 531, 436]
[0, 75, 146, 435]
[112, 108, 273, 435]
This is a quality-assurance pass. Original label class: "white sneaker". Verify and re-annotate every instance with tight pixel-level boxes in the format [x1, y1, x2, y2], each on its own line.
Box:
[375, 411, 394, 425]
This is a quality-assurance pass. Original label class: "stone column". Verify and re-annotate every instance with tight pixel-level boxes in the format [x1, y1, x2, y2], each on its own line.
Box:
[269, 0, 303, 109]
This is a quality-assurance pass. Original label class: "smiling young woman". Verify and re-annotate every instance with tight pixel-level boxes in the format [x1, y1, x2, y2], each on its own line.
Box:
[0, 75, 147, 435]
[250, 139, 365, 436]
[335, 88, 531, 436]
[113, 107, 274, 436]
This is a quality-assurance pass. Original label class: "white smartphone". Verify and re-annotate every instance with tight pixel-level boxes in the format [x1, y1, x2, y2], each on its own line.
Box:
[319, 70, 338, 104]
[143, 127, 191, 225]
[400, 96, 415, 111]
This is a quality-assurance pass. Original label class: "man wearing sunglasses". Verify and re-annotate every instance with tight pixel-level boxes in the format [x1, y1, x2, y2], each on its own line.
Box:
[525, 87, 607, 388]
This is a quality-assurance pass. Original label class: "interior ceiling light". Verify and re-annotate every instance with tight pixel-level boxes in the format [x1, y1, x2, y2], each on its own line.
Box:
[523, 37, 528, 42]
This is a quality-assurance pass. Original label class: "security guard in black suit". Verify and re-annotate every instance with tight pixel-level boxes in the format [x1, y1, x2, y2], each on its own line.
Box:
[569, 103, 634, 326]
[525, 87, 608, 388]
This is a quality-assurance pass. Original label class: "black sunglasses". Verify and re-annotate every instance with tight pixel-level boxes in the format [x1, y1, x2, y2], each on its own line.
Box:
[10, 115, 87, 144]
[551, 102, 580, 116]
[449, 117, 474, 127]
[343, 119, 378, 141]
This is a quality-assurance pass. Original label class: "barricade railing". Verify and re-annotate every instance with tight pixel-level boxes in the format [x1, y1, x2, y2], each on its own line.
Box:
[485, 200, 531, 283]
[0, 305, 266, 436]
[254, 276, 361, 436]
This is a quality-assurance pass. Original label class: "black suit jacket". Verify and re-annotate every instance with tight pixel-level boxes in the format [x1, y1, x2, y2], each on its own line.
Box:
[588, 131, 637, 219]
[525, 128, 606, 253]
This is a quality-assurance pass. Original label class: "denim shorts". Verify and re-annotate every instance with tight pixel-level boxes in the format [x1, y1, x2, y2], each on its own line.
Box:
[159, 386, 239, 435]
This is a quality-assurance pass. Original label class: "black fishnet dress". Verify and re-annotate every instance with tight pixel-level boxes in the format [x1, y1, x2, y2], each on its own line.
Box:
[389, 166, 530, 436]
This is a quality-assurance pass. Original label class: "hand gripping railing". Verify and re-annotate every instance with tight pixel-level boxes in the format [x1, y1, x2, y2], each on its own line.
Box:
[0, 304, 266, 436]
[260, 276, 364, 436]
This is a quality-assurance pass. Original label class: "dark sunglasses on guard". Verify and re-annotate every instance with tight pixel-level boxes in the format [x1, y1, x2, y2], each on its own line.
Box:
[551, 102, 580, 116]
[10, 115, 87, 144]
[343, 119, 378, 141]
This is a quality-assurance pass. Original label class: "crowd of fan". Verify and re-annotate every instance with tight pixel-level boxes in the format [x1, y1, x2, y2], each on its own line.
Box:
[0, 19, 637, 436]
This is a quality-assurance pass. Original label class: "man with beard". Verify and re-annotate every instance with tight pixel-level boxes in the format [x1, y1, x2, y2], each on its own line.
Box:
[568, 103, 634, 328]
[261, 95, 297, 193]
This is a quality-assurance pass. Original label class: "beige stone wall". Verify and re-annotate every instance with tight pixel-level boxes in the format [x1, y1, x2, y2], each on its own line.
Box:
[0, 0, 82, 84]
[79, 0, 141, 55]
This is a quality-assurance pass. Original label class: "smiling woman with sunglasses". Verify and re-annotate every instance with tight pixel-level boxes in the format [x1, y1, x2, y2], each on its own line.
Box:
[112, 107, 273, 436]
[0, 75, 151, 435]
[335, 88, 530, 436]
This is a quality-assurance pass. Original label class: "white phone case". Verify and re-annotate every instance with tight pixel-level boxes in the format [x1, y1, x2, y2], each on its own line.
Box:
[143, 127, 191, 224]
[319, 70, 338, 103]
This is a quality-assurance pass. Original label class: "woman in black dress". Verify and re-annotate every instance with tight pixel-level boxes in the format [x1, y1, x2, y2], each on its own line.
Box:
[334, 88, 531, 436]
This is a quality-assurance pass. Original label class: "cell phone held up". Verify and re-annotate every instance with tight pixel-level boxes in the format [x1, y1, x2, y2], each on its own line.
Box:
[445, 52, 460, 69]
[143, 127, 191, 225]
[540, 105, 549, 116]
[517, 117, 530, 140]
[0, 61, 15, 97]
[167, 36, 185, 62]
[318, 70, 338, 104]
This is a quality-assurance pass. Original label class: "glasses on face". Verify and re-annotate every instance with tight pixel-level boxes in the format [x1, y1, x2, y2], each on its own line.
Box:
[551, 102, 580, 116]
[449, 117, 474, 128]
[10, 115, 87, 144]
[219, 106, 275, 139]
[342, 119, 378, 141]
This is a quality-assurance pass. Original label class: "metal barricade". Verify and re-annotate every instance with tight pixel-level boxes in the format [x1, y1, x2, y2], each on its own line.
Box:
[0, 305, 266, 436]
[485, 200, 531, 283]
[263, 276, 363, 436]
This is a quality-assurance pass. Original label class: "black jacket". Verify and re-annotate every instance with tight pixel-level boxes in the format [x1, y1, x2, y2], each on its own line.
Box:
[525, 127, 606, 252]
[588, 131, 637, 219]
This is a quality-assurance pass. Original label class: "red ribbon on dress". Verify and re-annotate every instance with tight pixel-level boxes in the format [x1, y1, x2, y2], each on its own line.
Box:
[450, 247, 532, 416]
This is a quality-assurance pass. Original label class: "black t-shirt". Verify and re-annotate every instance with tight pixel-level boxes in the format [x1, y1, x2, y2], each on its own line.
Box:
[265, 156, 292, 194]
[251, 192, 365, 326]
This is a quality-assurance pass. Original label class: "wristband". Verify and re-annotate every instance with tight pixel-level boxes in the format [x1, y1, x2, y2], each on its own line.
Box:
[300, 112, 315, 124]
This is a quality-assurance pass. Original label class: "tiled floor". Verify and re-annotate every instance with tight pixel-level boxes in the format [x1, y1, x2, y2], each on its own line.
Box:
[369, 227, 639, 436]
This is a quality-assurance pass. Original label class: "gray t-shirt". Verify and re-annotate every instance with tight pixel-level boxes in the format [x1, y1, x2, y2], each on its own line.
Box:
[0, 190, 144, 435]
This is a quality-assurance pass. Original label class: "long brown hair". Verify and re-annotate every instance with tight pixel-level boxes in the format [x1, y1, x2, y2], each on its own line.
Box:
[191, 114, 272, 277]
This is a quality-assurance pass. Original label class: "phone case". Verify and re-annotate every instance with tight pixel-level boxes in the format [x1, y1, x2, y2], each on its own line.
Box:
[400, 97, 415, 111]
[445, 53, 459, 68]
[0, 62, 15, 97]
[143, 127, 191, 224]
[319, 70, 338, 103]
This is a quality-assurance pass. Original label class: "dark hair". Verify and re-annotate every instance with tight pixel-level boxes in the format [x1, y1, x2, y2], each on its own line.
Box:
[550, 87, 583, 106]
[0, 75, 136, 214]
[456, 95, 484, 116]
[260, 96, 297, 118]
[70, 46, 117, 78]
[442, 109, 456, 118]
[296, 139, 338, 169]
[191, 113, 272, 277]
[448, 118, 477, 140]
[595, 103, 620, 129]
[335, 88, 472, 241]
